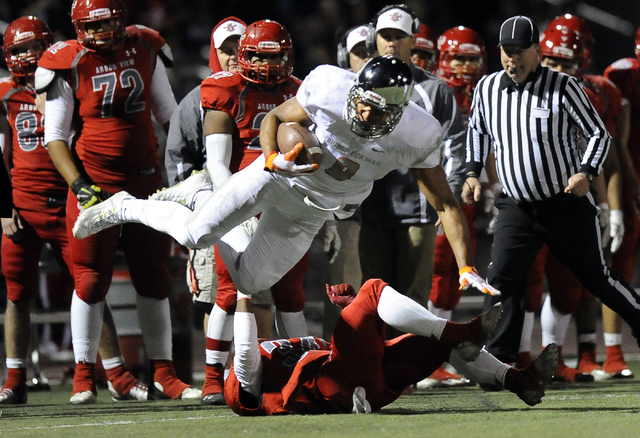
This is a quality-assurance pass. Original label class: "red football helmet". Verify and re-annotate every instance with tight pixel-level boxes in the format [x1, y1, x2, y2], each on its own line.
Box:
[238, 20, 293, 84]
[635, 26, 640, 61]
[71, 0, 127, 53]
[436, 26, 487, 115]
[546, 14, 593, 69]
[3, 16, 53, 77]
[540, 26, 584, 76]
[412, 24, 438, 72]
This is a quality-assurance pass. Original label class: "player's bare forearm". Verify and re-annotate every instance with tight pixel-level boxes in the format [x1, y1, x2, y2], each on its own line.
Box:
[413, 167, 473, 269]
[46, 140, 81, 186]
[259, 98, 312, 157]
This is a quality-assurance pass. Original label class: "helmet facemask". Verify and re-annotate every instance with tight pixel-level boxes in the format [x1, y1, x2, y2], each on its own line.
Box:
[347, 82, 412, 138]
[75, 16, 126, 53]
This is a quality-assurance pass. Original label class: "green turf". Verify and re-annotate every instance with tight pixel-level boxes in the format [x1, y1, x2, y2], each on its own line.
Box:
[1, 365, 640, 438]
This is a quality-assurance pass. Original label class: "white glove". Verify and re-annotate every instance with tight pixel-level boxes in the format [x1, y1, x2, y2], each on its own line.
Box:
[598, 203, 611, 248]
[264, 144, 318, 176]
[323, 220, 341, 264]
[483, 183, 501, 235]
[240, 216, 259, 237]
[609, 209, 624, 253]
[459, 266, 501, 296]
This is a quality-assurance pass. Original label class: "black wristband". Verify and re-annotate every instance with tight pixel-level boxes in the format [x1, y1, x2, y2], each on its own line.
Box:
[69, 176, 88, 195]
[465, 172, 479, 180]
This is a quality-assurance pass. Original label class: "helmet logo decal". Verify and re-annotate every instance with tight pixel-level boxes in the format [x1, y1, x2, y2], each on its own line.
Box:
[89, 8, 112, 19]
[13, 31, 36, 44]
[362, 90, 386, 107]
[257, 41, 280, 51]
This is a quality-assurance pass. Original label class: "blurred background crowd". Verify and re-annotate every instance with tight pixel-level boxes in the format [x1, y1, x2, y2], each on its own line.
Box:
[2, 0, 638, 102]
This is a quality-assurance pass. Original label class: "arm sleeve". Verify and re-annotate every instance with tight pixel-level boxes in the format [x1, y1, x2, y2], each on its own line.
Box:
[150, 56, 177, 125]
[465, 79, 491, 175]
[43, 76, 75, 146]
[564, 77, 611, 176]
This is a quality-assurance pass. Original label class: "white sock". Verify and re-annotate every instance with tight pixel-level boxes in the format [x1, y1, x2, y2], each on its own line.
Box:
[604, 332, 623, 347]
[71, 291, 104, 363]
[274, 310, 308, 338]
[428, 301, 452, 320]
[578, 332, 597, 344]
[205, 304, 234, 365]
[102, 356, 125, 370]
[377, 286, 447, 339]
[449, 348, 510, 387]
[519, 311, 534, 353]
[540, 295, 571, 347]
[233, 312, 262, 397]
[6, 358, 28, 369]
[121, 199, 193, 246]
[136, 296, 172, 360]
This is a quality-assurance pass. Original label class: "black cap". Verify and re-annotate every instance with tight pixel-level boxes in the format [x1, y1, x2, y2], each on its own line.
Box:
[498, 16, 539, 48]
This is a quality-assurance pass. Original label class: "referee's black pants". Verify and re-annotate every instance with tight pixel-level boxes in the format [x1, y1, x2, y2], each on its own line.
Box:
[484, 191, 640, 363]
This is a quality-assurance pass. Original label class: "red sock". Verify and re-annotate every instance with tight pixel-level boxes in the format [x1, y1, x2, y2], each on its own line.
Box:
[151, 360, 189, 399]
[3, 368, 27, 389]
[105, 365, 137, 395]
[202, 364, 224, 396]
[72, 362, 97, 395]
[439, 313, 484, 346]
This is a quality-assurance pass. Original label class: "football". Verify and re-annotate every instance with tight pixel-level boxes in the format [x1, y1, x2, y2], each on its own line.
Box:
[276, 122, 323, 166]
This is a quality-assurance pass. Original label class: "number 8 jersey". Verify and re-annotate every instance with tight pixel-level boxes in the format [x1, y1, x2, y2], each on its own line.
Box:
[0, 77, 67, 207]
[37, 25, 175, 184]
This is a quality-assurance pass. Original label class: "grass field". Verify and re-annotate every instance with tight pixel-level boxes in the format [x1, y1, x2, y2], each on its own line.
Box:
[2, 366, 639, 438]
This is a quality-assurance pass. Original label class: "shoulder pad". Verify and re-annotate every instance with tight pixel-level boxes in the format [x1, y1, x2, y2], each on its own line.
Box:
[38, 41, 82, 71]
[34, 67, 57, 93]
[203, 71, 243, 87]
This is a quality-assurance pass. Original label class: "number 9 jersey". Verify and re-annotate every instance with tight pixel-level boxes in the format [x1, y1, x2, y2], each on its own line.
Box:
[37, 25, 175, 185]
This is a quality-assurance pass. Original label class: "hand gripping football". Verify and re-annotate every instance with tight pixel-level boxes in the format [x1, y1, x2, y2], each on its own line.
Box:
[276, 122, 323, 166]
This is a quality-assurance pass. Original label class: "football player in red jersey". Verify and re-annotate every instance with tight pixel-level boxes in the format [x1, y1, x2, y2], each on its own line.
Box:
[34, 0, 199, 403]
[0, 15, 147, 404]
[224, 281, 557, 415]
[411, 24, 438, 73]
[181, 20, 327, 405]
[603, 25, 640, 379]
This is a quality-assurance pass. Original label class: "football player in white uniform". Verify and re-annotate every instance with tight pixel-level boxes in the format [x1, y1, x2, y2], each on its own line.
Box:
[72, 55, 498, 299]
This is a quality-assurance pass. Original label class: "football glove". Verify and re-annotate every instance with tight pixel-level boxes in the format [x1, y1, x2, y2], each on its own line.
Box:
[598, 203, 611, 248]
[459, 266, 501, 296]
[70, 176, 109, 209]
[323, 220, 341, 264]
[609, 209, 624, 253]
[264, 144, 319, 176]
[326, 283, 357, 309]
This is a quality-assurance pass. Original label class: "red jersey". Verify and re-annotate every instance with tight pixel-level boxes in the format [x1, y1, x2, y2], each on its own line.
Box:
[38, 25, 168, 183]
[225, 336, 333, 416]
[0, 77, 67, 210]
[604, 57, 640, 173]
[582, 74, 622, 139]
[200, 72, 300, 171]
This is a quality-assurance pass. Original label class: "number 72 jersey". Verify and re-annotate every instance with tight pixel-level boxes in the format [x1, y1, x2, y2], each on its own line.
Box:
[38, 25, 168, 179]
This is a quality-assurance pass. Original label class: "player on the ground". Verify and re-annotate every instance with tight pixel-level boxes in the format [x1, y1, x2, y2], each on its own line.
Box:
[224, 279, 557, 415]
[35, 0, 199, 403]
[0, 15, 147, 405]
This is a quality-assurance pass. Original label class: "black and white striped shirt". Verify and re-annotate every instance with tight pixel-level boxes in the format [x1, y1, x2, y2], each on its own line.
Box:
[466, 65, 611, 202]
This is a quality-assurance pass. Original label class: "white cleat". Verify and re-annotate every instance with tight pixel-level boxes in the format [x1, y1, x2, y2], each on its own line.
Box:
[72, 191, 134, 239]
[152, 382, 202, 400]
[108, 381, 149, 401]
[70, 390, 97, 405]
[148, 170, 213, 210]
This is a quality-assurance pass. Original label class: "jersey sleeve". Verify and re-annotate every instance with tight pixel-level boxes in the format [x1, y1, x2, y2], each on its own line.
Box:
[128, 25, 174, 67]
[200, 74, 241, 114]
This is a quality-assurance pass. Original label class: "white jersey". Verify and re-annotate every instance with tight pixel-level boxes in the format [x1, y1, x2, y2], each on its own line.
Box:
[289, 65, 444, 218]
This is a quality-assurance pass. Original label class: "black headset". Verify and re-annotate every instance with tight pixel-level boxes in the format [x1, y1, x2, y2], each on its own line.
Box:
[365, 4, 420, 54]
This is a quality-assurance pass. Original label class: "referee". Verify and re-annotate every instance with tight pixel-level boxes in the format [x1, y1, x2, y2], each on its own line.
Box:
[462, 15, 640, 363]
